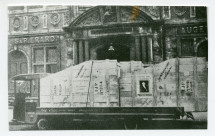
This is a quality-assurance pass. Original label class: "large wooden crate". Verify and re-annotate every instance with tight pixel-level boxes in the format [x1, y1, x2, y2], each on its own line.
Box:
[118, 58, 207, 112]
[40, 60, 119, 107]
[40, 58, 207, 112]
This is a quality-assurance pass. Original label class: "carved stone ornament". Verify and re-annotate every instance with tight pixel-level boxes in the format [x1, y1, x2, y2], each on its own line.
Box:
[174, 6, 187, 16]
[147, 6, 159, 18]
[50, 13, 61, 26]
[12, 17, 21, 29]
[79, 11, 101, 26]
[30, 15, 40, 27]
[103, 6, 117, 23]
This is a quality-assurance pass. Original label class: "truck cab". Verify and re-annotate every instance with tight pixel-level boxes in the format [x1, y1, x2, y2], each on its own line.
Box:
[10, 73, 49, 124]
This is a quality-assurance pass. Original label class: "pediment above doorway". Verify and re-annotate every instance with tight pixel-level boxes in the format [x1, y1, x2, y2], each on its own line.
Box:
[66, 6, 154, 29]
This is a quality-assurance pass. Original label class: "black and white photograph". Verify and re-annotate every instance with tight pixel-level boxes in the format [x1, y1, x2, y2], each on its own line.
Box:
[6, 4, 208, 131]
[139, 81, 149, 93]
[0, 0, 215, 135]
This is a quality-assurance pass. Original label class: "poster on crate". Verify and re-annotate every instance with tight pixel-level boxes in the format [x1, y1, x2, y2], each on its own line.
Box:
[136, 74, 153, 97]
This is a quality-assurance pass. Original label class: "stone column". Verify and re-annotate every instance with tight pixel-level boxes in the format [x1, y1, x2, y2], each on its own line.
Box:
[130, 44, 136, 60]
[84, 40, 90, 61]
[79, 40, 84, 63]
[135, 36, 141, 61]
[177, 38, 181, 57]
[73, 41, 78, 65]
[141, 36, 147, 63]
[147, 36, 153, 63]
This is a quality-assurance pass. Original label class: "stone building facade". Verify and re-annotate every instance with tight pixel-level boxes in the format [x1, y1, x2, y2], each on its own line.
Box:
[8, 5, 91, 94]
[64, 6, 208, 66]
[8, 6, 208, 94]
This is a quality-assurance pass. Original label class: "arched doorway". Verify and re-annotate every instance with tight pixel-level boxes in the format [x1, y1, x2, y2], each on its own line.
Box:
[8, 50, 28, 121]
[197, 41, 208, 60]
[64, 6, 155, 65]
[8, 50, 28, 95]
[8, 50, 28, 78]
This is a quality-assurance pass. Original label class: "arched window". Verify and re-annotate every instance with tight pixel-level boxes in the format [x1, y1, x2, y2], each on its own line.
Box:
[197, 41, 208, 60]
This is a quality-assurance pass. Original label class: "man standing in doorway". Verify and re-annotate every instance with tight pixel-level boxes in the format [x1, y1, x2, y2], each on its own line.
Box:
[106, 43, 117, 60]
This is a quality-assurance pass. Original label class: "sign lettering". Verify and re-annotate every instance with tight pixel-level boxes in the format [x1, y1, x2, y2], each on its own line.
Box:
[177, 25, 207, 35]
[11, 35, 59, 45]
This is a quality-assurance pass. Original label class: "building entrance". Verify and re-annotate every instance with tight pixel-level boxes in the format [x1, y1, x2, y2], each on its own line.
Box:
[197, 41, 208, 60]
[95, 36, 131, 61]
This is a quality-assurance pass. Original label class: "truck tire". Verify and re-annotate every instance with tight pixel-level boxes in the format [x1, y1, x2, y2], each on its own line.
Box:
[124, 119, 138, 129]
[37, 118, 49, 130]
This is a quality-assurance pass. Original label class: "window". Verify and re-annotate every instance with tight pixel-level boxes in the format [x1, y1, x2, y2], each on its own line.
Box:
[181, 39, 194, 57]
[33, 46, 58, 73]
[163, 6, 171, 19]
[20, 62, 27, 74]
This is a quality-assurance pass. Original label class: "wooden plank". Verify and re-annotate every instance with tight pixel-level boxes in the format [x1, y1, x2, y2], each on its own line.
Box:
[119, 62, 131, 73]
[78, 40, 84, 63]
[134, 98, 153, 107]
[109, 94, 119, 102]
[179, 58, 194, 65]
[197, 97, 207, 111]
[40, 102, 52, 107]
[109, 102, 118, 107]
[72, 102, 90, 107]
[109, 76, 119, 95]
[105, 64, 110, 107]
[120, 91, 132, 97]
[179, 65, 194, 72]
[93, 102, 108, 107]
[131, 61, 136, 107]
[73, 41, 78, 65]
[193, 57, 199, 111]
[197, 57, 207, 64]
[89, 62, 94, 107]
[178, 58, 195, 111]
[176, 58, 180, 107]
[120, 97, 133, 107]
[152, 65, 156, 106]
[120, 84, 132, 92]
[93, 95, 107, 102]
[197, 65, 207, 72]
[72, 95, 88, 102]
[119, 78, 132, 84]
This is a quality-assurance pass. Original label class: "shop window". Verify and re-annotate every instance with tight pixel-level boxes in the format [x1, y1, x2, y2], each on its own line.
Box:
[46, 47, 57, 62]
[34, 48, 44, 63]
[46, 64, 57, 73]
[181, 39, 194, 57]
[33, 46, 58, 73]
[34, 65, 44, 73]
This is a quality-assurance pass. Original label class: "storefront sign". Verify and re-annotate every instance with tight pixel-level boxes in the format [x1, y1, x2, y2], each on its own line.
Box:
[177, 25, 207, 35]
[11, 35, 59, 45]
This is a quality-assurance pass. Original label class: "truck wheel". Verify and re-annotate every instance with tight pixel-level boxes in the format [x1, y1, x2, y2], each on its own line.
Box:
[37, 118, 49, 130]
[124, 120, 138, 129]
